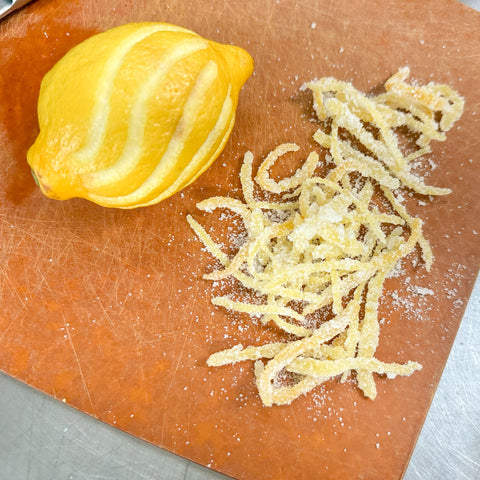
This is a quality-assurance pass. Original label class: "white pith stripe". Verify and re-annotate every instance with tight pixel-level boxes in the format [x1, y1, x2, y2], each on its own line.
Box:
[141, 90, 234, 205]
[100, 91, 234, 208]
[88, 60, 221, 206]
[82, 38, 209, 191]
[72, 23, 198, 166]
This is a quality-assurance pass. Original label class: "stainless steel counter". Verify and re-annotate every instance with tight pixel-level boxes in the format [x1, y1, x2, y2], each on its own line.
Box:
[1, 1, 479, 479]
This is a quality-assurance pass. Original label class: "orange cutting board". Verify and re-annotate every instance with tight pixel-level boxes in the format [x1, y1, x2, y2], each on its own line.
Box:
[1, 1, 479, 479]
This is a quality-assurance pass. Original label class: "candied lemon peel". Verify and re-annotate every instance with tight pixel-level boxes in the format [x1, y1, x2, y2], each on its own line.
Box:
[189, 67, 464, 406]
[27, 22, 254, 208]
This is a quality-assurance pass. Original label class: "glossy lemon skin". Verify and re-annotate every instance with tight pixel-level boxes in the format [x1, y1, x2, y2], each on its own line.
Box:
[27, 22, 254, 208]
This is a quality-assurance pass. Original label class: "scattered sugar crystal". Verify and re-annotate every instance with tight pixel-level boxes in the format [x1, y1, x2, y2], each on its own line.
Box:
[409, 286, 434, 296]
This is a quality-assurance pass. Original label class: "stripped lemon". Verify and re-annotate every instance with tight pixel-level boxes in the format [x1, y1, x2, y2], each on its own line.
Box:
[27, 22, 254, 208]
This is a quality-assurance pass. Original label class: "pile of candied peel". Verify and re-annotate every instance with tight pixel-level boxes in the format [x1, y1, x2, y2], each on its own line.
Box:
[188, 67, 464, 406]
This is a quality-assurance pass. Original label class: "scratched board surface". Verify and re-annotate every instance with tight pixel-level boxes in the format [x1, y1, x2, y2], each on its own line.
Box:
[0, 1, 479, 479]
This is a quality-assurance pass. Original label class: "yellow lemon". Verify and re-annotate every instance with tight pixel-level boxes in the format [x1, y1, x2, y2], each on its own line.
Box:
[27, 22, 253, 208]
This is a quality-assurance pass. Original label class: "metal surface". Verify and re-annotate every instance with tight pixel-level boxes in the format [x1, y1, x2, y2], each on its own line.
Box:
[0, 1, 479, 479]
[405, 276, 480, 480]
[0, 0, 32, 20]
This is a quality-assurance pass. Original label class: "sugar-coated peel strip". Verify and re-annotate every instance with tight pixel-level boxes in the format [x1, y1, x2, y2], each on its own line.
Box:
[207, 343, 286, 366]
[340, 282, 365, 382]
[356, 271, 387, 399]
[287, 357, 421, 378]
[255, 143, 319, 194]
[381, 186, 433, 271]
[305, 66, 463, 196]
[211, 296, 306, 323]
[256, 296, 360, 406]
[187, 214, 324, 312]
[188, 67, 464, 406]
[186, 215, 229, 266]
[255, 360, 328, 407]
[265, 313, 313, 337]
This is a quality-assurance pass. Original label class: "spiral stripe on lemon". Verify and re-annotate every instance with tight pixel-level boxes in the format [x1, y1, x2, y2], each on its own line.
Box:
[27, 22, 254, 208]
[82, 39, 210, 195]
[73, 23, 192, 165]
[88, 59, 226, 207]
